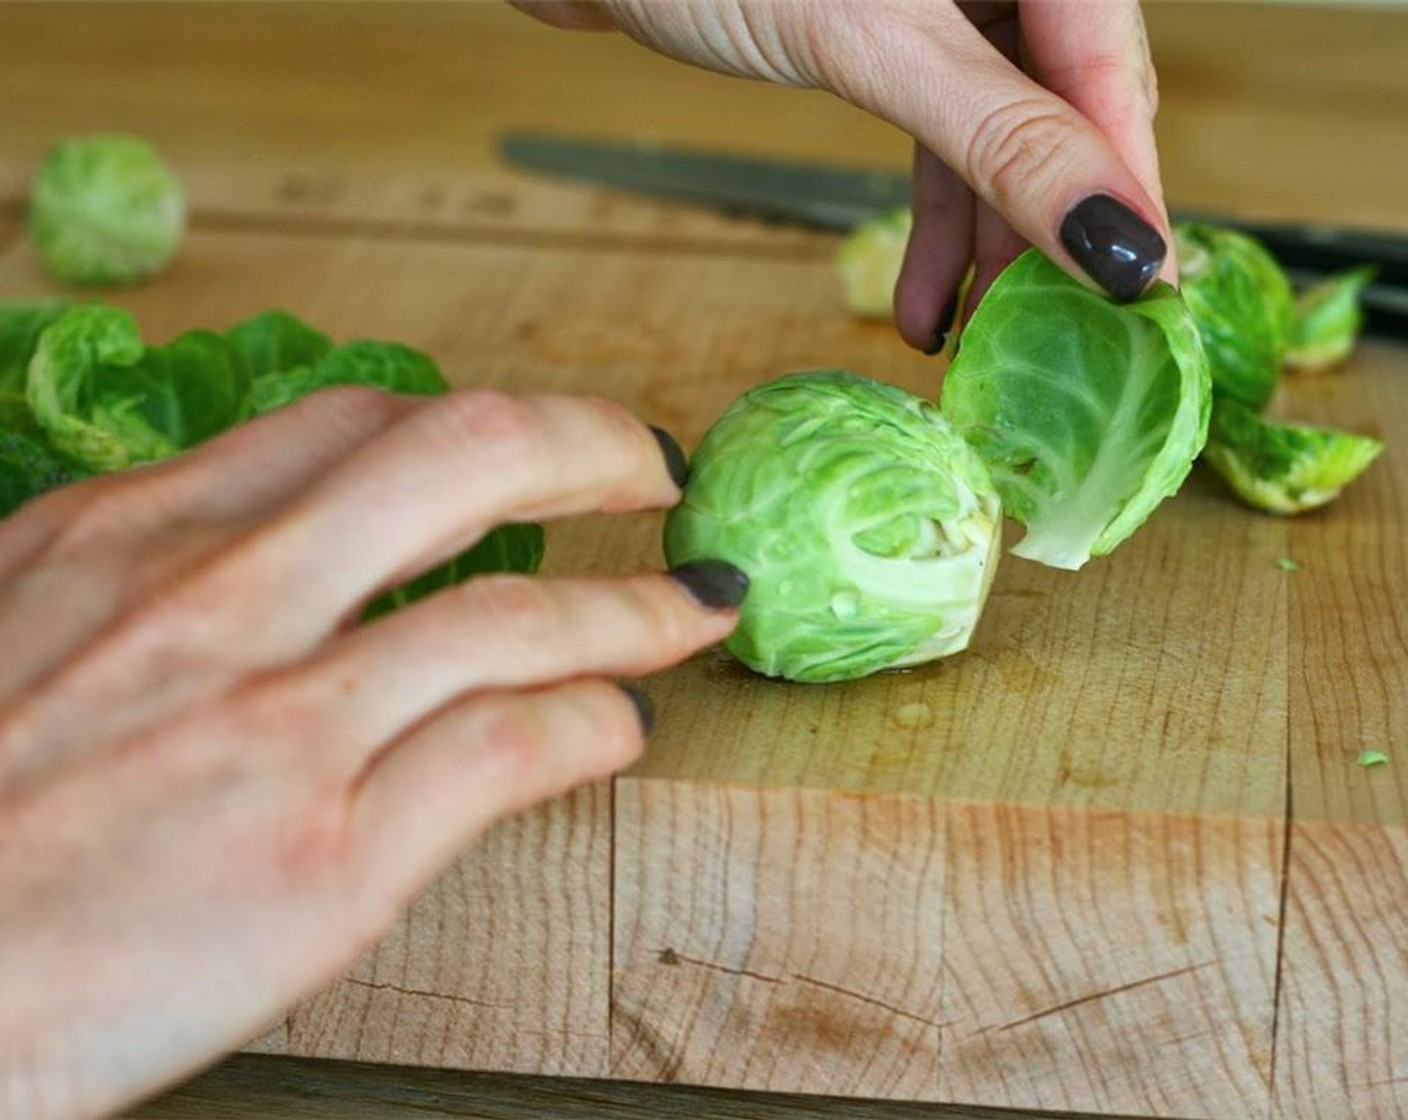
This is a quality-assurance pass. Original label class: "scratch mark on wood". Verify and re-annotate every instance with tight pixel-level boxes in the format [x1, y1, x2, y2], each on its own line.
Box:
[985, 960, 1214, 1034]
[790, 973, 948, 1031]
[612, 1002, 682, 1082]
[660, 950, 783, 986]
[341, 977, 508, 1010]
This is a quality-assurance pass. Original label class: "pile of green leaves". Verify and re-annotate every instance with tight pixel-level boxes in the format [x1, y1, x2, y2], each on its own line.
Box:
[0, 302, 543, 616]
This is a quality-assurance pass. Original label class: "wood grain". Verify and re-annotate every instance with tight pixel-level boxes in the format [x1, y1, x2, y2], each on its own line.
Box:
[123, 1054, 1157, 1120]
[612, 783, 945, 1099]
[246, 787, 612, 1077]
[1272, 358, 1408, 1117]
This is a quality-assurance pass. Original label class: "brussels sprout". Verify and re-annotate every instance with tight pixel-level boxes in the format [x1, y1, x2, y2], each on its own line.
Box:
[1285, 266, 1375, 374]
[29, 134, 186, 286]
[835, 207, 911, 320]
[1174, 223, 1294, 409]
[1202, 395, 1382, 515]
[665, 371, 1001, 683]
[940, 249, 1210, 570]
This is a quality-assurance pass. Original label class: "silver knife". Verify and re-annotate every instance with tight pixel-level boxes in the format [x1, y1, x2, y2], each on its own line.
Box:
[499, 131, 1408, 338]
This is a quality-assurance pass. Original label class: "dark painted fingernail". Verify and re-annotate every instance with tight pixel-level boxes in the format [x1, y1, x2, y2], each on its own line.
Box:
[1059, 193, 1166, 302]
[923, 293, 959, 355]
[649, 426, 690, 489]
[669, 559, 750, 610]
[618, 683, 655, 736]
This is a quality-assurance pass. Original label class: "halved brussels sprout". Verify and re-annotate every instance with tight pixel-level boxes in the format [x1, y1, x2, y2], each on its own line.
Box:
[1285, 266, 1375, 374]
[834, 207, 911, 320]
[1203, 395, 1382, 514]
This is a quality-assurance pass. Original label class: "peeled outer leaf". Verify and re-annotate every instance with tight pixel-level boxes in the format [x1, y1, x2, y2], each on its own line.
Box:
[0, 430, 90, 518]
[664, 370, 1002, 684]
[26, 304, 253, 472]
[835, 207, 911, 320]
[1284, 266, 1375, 374]
[0, 301, 71, 433]
[940, 249, 1211, 571]
[1202, 395, 1383, 515]
[252, 339, 448, 414]
[1174, 223, 1294, 409]
[363, 524, 546, 622]
[223, 310, 332, 381]
[28, 134, 186, 286]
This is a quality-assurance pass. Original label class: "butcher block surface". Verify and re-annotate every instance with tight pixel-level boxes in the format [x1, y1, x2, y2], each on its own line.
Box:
[1, 4, 1405, 1119]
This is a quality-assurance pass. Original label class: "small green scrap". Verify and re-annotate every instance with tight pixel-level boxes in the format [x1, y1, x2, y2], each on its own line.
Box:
[1276, 557, 1300, 573]
[1356, 750, 1389, 769]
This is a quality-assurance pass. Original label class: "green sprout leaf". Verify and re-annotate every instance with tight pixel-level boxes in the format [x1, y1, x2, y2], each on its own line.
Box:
[1203, 395, 1383, 515]
[1285, 266, 1375, 374]
[940, 249, 1211, 570]
[364, 523, 547, 622]
[28, 134, 186, 286]
[223, 309, 333, 382]
[1276, 556, 1300, 573]
[0, 429, 91, 518]
[0, 300, 71, 433]
[1175, 223, 1294, 410]
[834, 207, 911, 320]
[251, 338, 448, 414]
[665, 370, 1002, 683]
[26, 304, 252, 472]
[1356, 750, 1389, 768]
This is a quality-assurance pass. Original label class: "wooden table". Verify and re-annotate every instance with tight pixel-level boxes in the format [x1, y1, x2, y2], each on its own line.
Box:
[2, 5, 1406, 1119]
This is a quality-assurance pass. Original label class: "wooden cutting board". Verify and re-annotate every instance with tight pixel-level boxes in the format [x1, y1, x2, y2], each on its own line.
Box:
[2, 168, 1404, 1120]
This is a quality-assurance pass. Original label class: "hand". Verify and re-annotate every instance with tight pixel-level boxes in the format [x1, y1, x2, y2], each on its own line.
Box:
[0, 387, 744, 1119]
[514, 0, 1171, 350]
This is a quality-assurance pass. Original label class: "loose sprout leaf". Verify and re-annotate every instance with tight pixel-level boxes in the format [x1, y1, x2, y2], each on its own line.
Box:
[1175, 223, 1294, 410]
[0, 429, 90, 518]
[1285, 266, 1375, 374]
[834, 207, 911, 320]
[28, 134, 186, 286]
[363, 523, 546, 622]
[1276, 556, 1301, 573]
[940, 249, 1211, 571]
[665, 370, 1002, 684]
[1203, 395, 1383, 515]
[224, 310, 333, 381]
[0, 300, 71, 433]
[26, 305, 253, 472]
[1356, 750, 1389, 769]
[252, 339, 448, 414]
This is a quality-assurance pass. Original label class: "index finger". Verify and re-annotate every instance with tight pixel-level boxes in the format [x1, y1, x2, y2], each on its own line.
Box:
[1017, 0, 1175, 278]
[258, 389, 685, 633]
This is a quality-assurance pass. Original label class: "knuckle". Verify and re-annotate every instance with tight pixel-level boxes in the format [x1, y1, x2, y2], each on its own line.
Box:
[964, 100, 1077, 207]
[471, 574, 559, 649]
[475, 701, 546, 770]
[282, 383, 407, 436]
[428, 389, 544, 468]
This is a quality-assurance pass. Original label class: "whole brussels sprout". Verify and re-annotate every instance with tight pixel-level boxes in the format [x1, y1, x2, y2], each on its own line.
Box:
[1174, 223, 1294, 409]
[29, 134, 186, 286]
[665, 371, 1002, 684]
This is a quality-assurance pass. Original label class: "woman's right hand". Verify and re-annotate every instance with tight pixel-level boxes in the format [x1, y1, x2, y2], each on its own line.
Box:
[0, 385, 744, 1120]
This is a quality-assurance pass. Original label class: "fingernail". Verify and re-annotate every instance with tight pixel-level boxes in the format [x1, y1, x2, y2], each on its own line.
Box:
[649, 425, 690, 489]
[669, 559, 750, 610]
[1059, 193, 1166, 302]
[923, 293, 960, 355]
[618, 683, 655, 736]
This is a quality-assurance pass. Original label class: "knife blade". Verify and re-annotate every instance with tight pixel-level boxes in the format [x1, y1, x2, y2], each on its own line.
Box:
[499, 131, 1408, 339]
